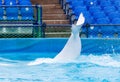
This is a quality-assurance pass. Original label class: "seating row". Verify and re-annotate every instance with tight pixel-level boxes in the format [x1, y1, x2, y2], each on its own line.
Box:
[0, 0, 34, 21]
[63, 0, 120, 38]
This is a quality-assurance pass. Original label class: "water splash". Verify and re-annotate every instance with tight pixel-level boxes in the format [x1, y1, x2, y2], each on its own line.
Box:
[27, 13, 85, 65]
[78, 54, 120, 67]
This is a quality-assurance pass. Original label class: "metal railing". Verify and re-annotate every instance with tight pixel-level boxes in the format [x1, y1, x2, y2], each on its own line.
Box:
[42, 23, 120, 38]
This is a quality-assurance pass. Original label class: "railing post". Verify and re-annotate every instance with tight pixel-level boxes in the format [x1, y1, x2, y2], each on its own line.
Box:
[35, 4, 42, 38]
[85, 23, 90, 38]
[59, 0, 63, 9]
[41, 22, 46, 38]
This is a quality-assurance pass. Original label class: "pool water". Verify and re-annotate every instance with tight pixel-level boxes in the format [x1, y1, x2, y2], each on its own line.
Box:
[0, 53, 120, 82]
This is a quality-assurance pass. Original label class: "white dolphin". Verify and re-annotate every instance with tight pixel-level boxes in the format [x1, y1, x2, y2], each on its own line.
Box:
[54, 13, 85, 62]
[28, 13, 85, 65]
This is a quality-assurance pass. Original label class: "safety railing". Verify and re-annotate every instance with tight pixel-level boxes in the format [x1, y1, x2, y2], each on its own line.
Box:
[42, 24, 120, 38]
[81, 24, 120, 38]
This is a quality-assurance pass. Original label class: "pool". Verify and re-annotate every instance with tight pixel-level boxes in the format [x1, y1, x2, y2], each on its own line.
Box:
[0, 38, 120, 82]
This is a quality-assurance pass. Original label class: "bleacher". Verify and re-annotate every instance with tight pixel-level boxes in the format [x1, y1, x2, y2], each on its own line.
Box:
[63, 0, 120, 38]
[0, 0, 43, 38]
[0, 0, 34, 21]
[0, 0, 120, 38]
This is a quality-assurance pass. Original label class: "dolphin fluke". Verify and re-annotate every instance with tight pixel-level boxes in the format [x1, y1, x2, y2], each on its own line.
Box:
[76, 13, 85, 26]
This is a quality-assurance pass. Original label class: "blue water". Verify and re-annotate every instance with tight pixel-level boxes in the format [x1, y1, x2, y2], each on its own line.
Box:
[0, 53, 120, 82]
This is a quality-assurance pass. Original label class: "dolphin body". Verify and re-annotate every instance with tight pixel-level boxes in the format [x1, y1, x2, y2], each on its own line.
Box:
[54, 13, 85, 62]
[28, 13, 85, 65]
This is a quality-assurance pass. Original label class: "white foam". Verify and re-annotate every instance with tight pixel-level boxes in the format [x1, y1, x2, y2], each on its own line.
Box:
[83, 54, 120, 67]
[0, 63, 12, 66]
[27, 58, 54, 65]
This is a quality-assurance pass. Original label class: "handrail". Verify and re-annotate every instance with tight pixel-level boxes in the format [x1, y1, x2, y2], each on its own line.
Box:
[46, 24, 120, 27]
[90, 24, 120, 26]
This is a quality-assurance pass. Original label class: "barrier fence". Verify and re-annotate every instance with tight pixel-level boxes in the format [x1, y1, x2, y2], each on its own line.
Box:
[43, 24, 120, 38]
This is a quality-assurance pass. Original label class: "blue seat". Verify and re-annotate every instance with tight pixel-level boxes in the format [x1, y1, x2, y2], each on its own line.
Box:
[4, 0, 17, 5]
[117, 6, 120, 12]
[113, 0, 120, 6]
[4, 0, 18, 20]
[0, 0, 2, 5]
[93, 12, 106, 20]
[99, 1, 112, 8]
[114, 1, 120, 11]
[20, 7, 34, 20]
[108, 12, 120, 20]
[103, 6, 116, 15]
[112, 18, 120, 24]
[0, 1, 4, 20]
[0, 8, 4, 20]
[19, 1, 32, 5]
[97, 18, 110, 24]
[6, 8, 19, 20]
[73, 6, 87, 16]
[18, 0, 33, 20]
[70, 1, 84, 10]
[89, 6, 101, 15]
[83, 12, 94, 24]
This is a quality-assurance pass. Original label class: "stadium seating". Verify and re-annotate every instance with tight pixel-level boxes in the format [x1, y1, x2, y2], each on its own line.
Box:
[108, 12, 120, 20]
[2, 0, 34, 21]
[113, 0, 120, 7]
[99, 1, 112, 8]
[103, 6, 116, 15]
[93, 12, 106, 20]
[18, 0, 34, 20]
[89, 6, 101, 15]
[64, 0, 120, 38]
